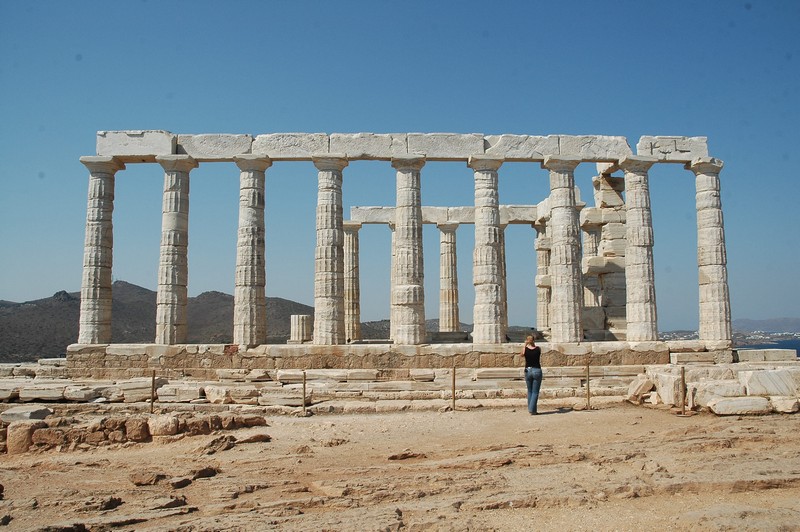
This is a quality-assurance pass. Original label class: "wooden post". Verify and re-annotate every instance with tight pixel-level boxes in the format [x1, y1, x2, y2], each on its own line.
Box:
[680, 366, 686, 416]
[451, 366, 456, 412]
[303, 370, 307, 416]
[585, 358, 591, 410]
[150, 370, 156, 414]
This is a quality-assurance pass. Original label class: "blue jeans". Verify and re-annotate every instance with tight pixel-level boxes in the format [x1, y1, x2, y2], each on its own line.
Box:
[525, 367, 543, 414]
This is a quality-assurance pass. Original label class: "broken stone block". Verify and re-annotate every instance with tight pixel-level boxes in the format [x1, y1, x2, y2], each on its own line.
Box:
[0, 405, 53, 423]
[125, 417, 151, 442]
[738, 370, 797, 397]
[63, 385, 101, 402]
[18, 383, 66, 402]
[626, 374, 655, 403]
[688, 379, 746, 409]
[157, 383, 204, 403]
[147, 415, 179, 436]
[653, 372, 683, 406]
[769, 396, 800, 414]
[6, 421, 46, 454]
[707, 396, 771, 416]
[203, 385, 233, 404]
[117, 377, 168, 402]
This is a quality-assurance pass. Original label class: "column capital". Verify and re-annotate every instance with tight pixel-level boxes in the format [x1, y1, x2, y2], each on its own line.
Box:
[343, 221, 362, 233]
[312, 154, 349, 172]
[437, 222, 459, 233]
[618, 155, 657, 173]
[687, 157, 724, 174]
[542, 156, 581, 172]
[80, 156, 125, 174]
[156, 154, 198, 172]
[234, 154, 272, 172]
[467, 155, 503, 172]
[391, 155, 426, 172]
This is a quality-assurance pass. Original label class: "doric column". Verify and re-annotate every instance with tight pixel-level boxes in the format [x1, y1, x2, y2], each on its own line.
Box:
[78, 156, 125, 344]
[619, 156, 658, 341]
[312, 155, 349, 345]
[391, 156, 426, 345]
[343, 221, 362, 342]
[155, 155, 197, 344]
[542, 156, 583, 343]
[233, 155, 271, 346]
[499, 223, 509, 335]
[388, 222, 396, 341]
[688, 157, 732, 342]
[534, 224, 551, 339]
[437, 223, 460, 332]
[469, 156, 505, 344]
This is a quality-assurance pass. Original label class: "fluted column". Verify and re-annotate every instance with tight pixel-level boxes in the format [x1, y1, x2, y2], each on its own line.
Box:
[343, 221, 362, 342]
[78, 156, 125, 344]
[620, 156, 658, 341]
[542, 156, 583, 343]
[534, 224, 551, 339]
[469, 156, 505, 344]
[154, 155, 197, 344]
[233, 155, 271, 346]
[388, 222, 396, 341]
[391, 156, 426, 345]
[312, 155, 349, 345]
[438, 223, 460, 332]
[499, 223, 509, 335]
[688, 157, 732, 342]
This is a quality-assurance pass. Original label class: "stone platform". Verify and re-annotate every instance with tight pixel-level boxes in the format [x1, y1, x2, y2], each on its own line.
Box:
[63, 340, 748, 380]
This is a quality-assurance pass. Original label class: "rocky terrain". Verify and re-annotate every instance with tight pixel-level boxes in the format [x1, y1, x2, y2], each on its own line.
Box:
[1, 401, 799, 531]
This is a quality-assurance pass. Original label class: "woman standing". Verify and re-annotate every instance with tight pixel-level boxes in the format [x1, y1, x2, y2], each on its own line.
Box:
[521, 335, 542, 415]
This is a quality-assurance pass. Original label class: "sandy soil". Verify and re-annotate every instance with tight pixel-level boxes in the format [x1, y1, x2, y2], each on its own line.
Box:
[2, 400, 800, 531]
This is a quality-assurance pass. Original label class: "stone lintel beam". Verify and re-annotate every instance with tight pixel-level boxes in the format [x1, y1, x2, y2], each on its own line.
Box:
[637, 136, 709, 163]
[178, 134, 253, 162]
[96, 130, 176, 163]
[349, 205, 538, 226]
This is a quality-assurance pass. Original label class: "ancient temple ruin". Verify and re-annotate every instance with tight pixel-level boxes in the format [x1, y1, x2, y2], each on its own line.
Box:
[67, 131, 732, 377]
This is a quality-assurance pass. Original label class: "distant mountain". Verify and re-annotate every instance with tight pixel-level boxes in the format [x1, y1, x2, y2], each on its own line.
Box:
[0, 281, 314, 361]
[732, 318, 800, 333]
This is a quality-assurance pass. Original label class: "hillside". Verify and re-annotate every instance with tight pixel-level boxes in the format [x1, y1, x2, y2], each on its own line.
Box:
[0, 281, 314, 361]
[732, 318, 800, 333]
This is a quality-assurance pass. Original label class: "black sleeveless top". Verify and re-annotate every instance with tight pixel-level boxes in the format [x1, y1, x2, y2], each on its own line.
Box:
[524, 345, 541, 369]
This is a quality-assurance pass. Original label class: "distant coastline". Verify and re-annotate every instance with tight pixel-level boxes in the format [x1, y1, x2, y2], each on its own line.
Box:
[737, 339, 800, 353]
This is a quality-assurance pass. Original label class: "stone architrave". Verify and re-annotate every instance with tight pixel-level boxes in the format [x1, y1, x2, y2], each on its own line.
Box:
[437, 223, 460, 332]
[391, 156, 427, 345]
[154, 155, 197, 345]
[233, 155, 271, 346]
[542, 157, 583, 343]
[619, 156, 658, 341]
[343, 222, 362, 342]
[312, 155, 349, 345]
[78, 156, 125, 344]
[469, 156, 505, 344]
[688, 157, 732, 342]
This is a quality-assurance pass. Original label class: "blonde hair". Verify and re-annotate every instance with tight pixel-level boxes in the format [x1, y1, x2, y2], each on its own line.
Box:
[525, 335, 534, 343]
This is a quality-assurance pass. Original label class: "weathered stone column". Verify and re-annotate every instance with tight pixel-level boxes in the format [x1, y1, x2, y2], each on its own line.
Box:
[343, 221, 362, 342]
[619, 156, 658, 341]
[469, 156, 505, 344]
[78, 156, 125, 344]
[289, 314, 312, 343]
[312, 155, 349, 345]
[534, 224, 551, 339]
[233, 155, 271, 346]
[154, 155, 197, 344]
[542, 157, 583, 343]
[499, 223, 509, 335]
[437, 223, 460, 332]
[688, 157, 732, 342]
[388, 222, 396, 341]
[391, 156, 426, 345]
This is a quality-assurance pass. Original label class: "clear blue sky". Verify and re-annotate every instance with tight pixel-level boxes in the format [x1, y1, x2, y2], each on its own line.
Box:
[1, 0, 798, 331]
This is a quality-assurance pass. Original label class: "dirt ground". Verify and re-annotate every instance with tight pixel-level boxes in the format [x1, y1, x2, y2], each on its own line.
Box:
[2, 400, 800, 531]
